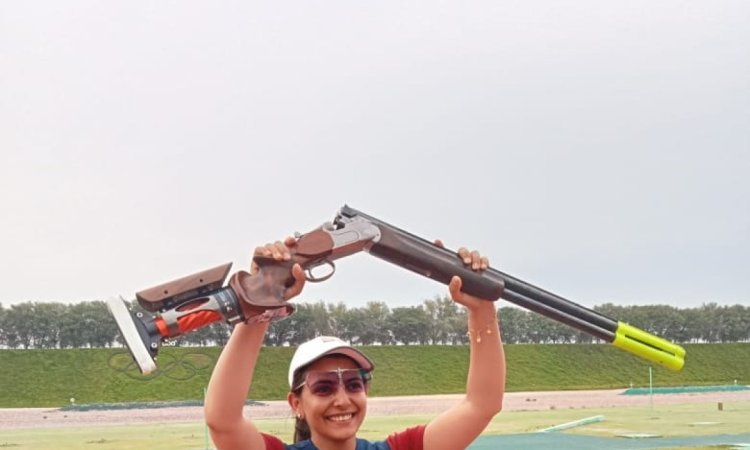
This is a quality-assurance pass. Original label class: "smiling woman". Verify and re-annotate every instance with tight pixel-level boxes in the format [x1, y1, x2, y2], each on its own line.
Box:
[203, 237, 506, 450]
[282, 342, 394, 449]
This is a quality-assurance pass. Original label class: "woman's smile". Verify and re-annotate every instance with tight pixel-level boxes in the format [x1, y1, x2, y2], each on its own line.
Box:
[326, 412, 355, 423]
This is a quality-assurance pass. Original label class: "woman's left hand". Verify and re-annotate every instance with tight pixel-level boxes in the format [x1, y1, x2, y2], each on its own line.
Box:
[435, 240, 492, 310]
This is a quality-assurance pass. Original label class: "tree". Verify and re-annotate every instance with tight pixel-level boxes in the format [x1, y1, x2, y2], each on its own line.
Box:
[497, 306, 530, 344]
[389, 306, 430, 345]
[308, 301, 334, 337]
[58, 303, 82, 348]
[545, 318, 578, 344]
[423, 295, 460, 344]
[718, 305, 747, 343]
[697, 303, 722, 342]
[266, 313, 296, 346]
[526, 314, 558, 343]
[681, 307, 706, 343]
[362, 301, 392, 344]
[0, 303, 6, 347]
[340, 308, 366, 344]
[1, 298, 749, 348]
[284, 304, 317, 346]
[447, 306, 468, 345]
[327, 302, 349, 337]
[4, 303, 36, 348]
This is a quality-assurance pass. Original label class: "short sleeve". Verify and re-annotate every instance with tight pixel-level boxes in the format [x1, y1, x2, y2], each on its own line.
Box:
[385, 425, 426, 450]
[261, 433, 286, 450]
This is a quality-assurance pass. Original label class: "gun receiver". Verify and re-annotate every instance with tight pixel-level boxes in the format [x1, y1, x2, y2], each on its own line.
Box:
[108, 205, 686, 374]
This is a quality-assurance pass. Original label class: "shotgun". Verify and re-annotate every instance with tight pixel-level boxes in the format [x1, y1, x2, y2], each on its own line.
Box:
[108, 205, 686, 374]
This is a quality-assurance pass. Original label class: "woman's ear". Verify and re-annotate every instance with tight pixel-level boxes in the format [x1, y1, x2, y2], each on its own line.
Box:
[288, 391, 301, 413]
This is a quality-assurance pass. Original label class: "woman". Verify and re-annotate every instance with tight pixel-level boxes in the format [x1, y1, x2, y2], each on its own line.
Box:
[205, 237, 506, 450]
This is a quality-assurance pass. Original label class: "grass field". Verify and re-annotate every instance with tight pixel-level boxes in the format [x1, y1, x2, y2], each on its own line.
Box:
[1, 400, 748, 450]
[2, 343, 748, 449]
[2, 343, 749, 407]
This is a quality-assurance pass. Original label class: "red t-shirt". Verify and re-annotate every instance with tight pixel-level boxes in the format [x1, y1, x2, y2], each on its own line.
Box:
[262, 425, 425, 450]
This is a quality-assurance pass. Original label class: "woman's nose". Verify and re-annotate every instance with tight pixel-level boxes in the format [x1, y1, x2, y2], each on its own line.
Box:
[332, 385, 352, 406]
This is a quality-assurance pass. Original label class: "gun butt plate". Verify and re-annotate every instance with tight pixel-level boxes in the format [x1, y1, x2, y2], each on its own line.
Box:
[106, 296, 158, 375]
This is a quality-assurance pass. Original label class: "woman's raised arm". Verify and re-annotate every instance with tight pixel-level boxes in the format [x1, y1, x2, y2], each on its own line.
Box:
[424, 247, 506, 450]
[205, 239, 305, 450]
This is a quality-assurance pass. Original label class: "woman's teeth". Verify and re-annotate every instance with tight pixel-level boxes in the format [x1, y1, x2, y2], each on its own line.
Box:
[328, 413, 353, 422]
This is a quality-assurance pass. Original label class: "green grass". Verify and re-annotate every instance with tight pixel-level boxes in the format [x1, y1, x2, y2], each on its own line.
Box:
[1, 401, 748, 450]
[0, 343, 748, 407]
[0, 423, 210, 450]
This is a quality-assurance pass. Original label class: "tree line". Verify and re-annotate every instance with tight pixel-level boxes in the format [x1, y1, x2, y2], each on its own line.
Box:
[0, 299, 747, 350]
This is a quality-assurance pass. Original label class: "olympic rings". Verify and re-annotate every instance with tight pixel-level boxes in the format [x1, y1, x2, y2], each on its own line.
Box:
[108, 350, 214, 381]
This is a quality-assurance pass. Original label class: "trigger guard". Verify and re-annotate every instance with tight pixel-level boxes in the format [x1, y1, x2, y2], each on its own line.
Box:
[305, 261, 336, 283]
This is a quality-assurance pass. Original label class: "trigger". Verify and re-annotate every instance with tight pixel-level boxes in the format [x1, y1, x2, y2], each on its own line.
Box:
[305, 261, 336, 283]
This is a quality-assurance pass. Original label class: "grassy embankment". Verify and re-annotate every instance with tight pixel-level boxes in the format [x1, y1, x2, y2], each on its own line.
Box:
[1, 343, 748, 407]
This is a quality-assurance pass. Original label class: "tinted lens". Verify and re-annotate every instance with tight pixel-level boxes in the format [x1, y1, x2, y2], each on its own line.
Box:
[308, 378, 337, 396]
[304, 369, 371, 397]
[341, 371, 366, 393]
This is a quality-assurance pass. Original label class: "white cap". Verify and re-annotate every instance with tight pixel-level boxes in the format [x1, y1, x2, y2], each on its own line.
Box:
[288, 336, 374, 387]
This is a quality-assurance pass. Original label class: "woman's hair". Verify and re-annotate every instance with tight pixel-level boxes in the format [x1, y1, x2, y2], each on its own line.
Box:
[291, 366, 311, 442]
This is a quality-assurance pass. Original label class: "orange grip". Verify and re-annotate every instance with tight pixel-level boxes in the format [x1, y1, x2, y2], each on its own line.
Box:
[155, 311, 223, 338]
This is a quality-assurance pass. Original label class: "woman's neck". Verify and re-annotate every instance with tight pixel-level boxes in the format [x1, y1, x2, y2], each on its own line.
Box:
[310, 434, 357, 450]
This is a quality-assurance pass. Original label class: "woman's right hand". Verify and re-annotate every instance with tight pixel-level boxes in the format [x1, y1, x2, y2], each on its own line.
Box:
[251, 236, 307, 300]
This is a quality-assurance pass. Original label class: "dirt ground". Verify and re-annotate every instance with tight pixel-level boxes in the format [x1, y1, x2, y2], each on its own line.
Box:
[2, 389, 749, 430]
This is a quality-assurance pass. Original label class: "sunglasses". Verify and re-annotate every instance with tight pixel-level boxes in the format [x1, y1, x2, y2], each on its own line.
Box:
[294, 368, 372, 397]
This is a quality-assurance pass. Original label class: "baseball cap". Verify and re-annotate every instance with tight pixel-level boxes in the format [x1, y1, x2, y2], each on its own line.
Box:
[288, 336, 374, 387]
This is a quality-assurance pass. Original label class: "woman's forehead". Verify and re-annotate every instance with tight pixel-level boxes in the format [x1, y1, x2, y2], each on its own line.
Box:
[306, 355, 359, 372]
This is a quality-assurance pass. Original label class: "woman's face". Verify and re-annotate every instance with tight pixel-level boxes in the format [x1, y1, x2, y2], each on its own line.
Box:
[290, 355, 369, 447]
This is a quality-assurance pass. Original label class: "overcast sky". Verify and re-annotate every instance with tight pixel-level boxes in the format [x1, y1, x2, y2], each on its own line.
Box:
[1, 1, 748, 312]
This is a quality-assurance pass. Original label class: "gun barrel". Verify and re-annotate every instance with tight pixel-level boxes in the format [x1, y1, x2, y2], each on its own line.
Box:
[337, 205, 686, 371]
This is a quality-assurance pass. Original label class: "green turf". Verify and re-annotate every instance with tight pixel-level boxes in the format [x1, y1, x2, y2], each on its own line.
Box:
[1, 401, 747, 450]
[0, 343, 748, 407]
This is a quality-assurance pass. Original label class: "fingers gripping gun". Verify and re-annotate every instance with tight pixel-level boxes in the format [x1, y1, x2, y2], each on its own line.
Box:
[108, 205, 686, 375]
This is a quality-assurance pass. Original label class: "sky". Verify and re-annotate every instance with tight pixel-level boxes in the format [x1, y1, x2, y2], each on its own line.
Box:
[1, 1, 748, 312]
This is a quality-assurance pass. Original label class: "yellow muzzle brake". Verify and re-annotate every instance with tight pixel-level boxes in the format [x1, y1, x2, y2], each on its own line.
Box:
[612, 322, 686, 371]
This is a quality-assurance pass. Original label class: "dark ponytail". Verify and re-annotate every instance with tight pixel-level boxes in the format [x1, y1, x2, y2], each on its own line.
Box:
[291, 368, 311, 442]
[293, 415, 311, 442]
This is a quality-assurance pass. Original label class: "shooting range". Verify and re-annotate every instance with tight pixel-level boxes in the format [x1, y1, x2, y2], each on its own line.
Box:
[1, 1, 749, 449]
